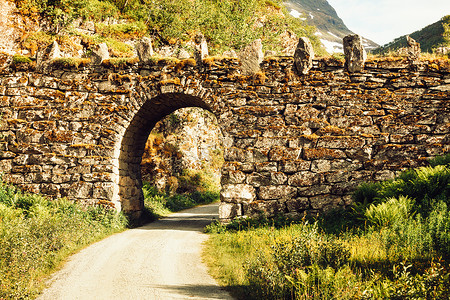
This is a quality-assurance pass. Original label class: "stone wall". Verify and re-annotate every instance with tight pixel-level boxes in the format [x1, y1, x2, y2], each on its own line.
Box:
[0, 51, 449, 221]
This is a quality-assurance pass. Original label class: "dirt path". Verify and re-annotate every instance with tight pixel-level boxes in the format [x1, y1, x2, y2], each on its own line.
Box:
[38, 203, 233, 300]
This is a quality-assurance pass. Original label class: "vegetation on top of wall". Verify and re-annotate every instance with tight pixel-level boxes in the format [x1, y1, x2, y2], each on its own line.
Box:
[204, 154, 450, 299]
[14, 0, 326, 56]
[0, 180, 128, 299]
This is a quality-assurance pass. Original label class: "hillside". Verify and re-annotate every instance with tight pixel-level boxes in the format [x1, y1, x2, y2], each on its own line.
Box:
[5, 0, 327, 58]
[284, 0, 379, 53]
[374, 15, 450, 54]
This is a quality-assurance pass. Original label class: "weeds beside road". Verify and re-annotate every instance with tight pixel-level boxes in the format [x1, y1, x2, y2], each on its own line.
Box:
[204, 154, 450, 299]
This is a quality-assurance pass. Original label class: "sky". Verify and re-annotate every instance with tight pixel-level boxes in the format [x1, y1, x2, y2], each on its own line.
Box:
[327, 0, 450, 45]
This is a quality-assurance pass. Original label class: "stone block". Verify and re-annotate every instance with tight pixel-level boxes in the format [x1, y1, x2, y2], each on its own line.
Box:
[286, 197, 310, 212]
[221, 184, 256, 203]
[269, 146, 302, 161]
[325, 171, 351, 183]
[317, 136, 366, 149]
[311, 159, 331, 173]
[221, 170, 246, 184]
[194, 33, 208, 65]
[255, 162, 278, 172]
[310, 194, 343, 211]
[288, 171, 321, 186]
[247, 172, 271, 187]
[219, 202, 242, 221]
[93, 182, 114, 200]
[91, 43, 110, 65]
[271, 172, 287, 185]
[243, 200, 285, 218]
[303, 148, 346, 160]
[63, 181, 93, 199]
[298, 184, 331, 196]
[258, 185, 297, 200]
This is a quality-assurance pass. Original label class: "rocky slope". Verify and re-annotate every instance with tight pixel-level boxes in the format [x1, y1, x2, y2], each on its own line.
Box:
[140, 108, 223, 194]
[285, 0, 379, 53]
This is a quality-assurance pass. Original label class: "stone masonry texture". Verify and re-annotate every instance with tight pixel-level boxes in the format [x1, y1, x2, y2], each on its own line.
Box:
[0, 53, 449, 221]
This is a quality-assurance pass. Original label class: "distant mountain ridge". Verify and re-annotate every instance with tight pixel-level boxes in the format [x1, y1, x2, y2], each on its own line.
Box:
[374, 15, 450, 54]
[284, 0, 379, 53]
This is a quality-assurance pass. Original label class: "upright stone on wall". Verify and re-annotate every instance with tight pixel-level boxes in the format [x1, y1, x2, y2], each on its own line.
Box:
[406, 36, 421, 61]
[36, 41, 61, 71]
[238, 39, 264, 75]
[194, 33, 208, 66]
[294, 37, 314, 75]
[343, 34, 366, 73]
[135, 37, 154, 63]
[91, 43, 110, 65]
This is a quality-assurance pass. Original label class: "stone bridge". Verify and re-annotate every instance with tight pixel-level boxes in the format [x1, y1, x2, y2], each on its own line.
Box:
[0, 38, 449, 221]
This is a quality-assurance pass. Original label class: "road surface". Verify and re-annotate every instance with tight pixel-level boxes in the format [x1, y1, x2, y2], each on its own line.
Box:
[38, 202, 233, 300]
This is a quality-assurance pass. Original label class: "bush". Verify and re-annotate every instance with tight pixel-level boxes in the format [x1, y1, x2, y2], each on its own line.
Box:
[352, 182, 382, 205]
[429, 153, 450, 167]
[352, 165, 450, 218]
[245, 222, 350, 299]
[0, 181, 127, 299]
[365, 195, 414, 228]
[427, 201, 450, 257]
[142, 181, 219, 221]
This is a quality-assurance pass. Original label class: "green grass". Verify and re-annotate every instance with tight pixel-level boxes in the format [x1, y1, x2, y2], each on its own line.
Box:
[0, 181, 127, 299]
[203, 156, 450, 299]
[142, 181, 220, 222]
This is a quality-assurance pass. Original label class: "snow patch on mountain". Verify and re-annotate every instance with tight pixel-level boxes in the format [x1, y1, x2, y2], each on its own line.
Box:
[289, 9, 302, 18]
[320, 39, 343, 53]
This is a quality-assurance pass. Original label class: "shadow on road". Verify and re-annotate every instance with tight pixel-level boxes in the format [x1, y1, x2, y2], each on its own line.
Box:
[152, 284, 233, 300]
[138, 202, 220, 232]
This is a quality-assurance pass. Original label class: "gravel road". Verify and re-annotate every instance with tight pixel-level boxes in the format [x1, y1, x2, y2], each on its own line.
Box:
[38, 202, 233, 300]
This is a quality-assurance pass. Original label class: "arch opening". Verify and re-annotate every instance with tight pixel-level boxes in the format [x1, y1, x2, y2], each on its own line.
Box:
[116, 92, 221, 221]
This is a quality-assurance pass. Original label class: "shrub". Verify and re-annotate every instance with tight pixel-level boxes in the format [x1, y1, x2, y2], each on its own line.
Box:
[0, 181, 127, 298]
[426, 201, 450, 257]
[142, 181, 219, 221]
[429, 152, 450, 167]
[365, 195, 414, 228]
[245, 222, 350, 299]
[352, 182, 382, 205]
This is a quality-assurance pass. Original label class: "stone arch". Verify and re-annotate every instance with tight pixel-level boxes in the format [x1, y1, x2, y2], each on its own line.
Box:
[114, 92, 216, 220]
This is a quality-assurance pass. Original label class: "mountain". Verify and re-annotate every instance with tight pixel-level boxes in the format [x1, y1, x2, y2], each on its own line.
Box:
[374, 15, 450, 54]
[284, 0, 379, 53]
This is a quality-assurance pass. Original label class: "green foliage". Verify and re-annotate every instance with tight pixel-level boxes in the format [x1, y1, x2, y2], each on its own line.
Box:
[177, 169, 220, 194]
[12, 55, 33, 64]
[15, 0, 119, 21]
[426, 201, 450, 257]
[49, 57, 90, 68]
[95, 21, 146, 39]
[352, 165, 450, 218]
[204, 162, 450, 299]
[0, 181, 127, 299]
[205, 213, 301, 233]
[142, 181, 219, 221]
[245, 222, 350, 298]
[365, 195, 414, 228]
[352, 181, 382, 205]
[16, 0, 325, 56]
[430, 152, 450, 167]
[374, 15, 450, 54]
[367, 262, 450, 299]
